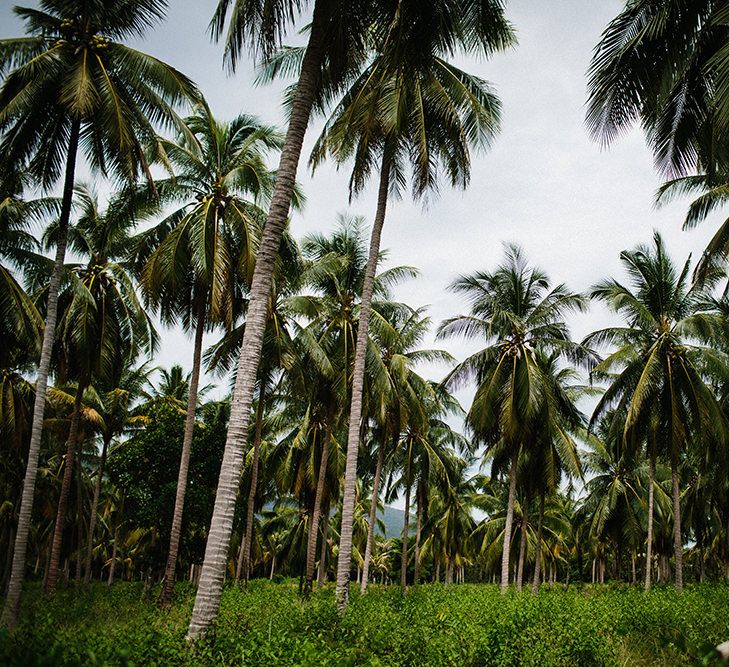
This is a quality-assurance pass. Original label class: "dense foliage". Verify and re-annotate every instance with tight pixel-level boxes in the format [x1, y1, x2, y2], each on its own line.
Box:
[2, 581, 729, 666]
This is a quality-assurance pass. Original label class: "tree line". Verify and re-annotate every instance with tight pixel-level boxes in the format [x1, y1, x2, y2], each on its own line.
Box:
[1, 0, 729, 642]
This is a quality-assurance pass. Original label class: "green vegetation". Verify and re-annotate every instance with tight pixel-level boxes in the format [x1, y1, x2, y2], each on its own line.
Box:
[2, 581, 728, 666]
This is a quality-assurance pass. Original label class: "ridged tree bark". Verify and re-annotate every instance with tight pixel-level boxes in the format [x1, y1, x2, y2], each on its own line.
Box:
[414, 480, 423, 585]
[159, 303, 205, 607]
[46, 380, 86, 594]
[240, 387, 267, 588]
[400, 472, 411, 590]
[74, 453, 83, 587]
[644, 454, 655, 591]
[500, 451, 518, 593]
[336, 156, 391, 609]
[304, 425, 331, 596]
[516, 505, 528, 591]
[2, 119, 80, 628]
[671, 456, 683, 592]
[84, 434, 112, 585]
[318, 508, 329, 586]
[360, 443, 385, 594]
[532, 490, 544, 594]
[186, 6, 327, 639]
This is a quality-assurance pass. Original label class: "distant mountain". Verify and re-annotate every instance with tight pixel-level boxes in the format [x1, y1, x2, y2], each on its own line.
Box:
[377, 505, 414, 538]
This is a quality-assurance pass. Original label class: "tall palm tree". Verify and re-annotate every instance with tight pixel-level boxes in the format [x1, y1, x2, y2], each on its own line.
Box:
[83, 362, 153, 585]
[439, 245, 589, 592]
[586, 0, 728, 179]
[43, 185, 157, 594]
[188, 0, 378, 637]
[132, 102, 282, 607]
[0, 0, 197, 628]
[585, 232, 728, 591]
[309, 0, 513, 609]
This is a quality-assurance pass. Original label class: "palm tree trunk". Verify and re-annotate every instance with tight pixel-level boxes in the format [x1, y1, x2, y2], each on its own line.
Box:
[241, 387, 267, 588]
[74, 451, 83, 587]
[414, 480, 423, 585]
[234, 532, 246, 583]
[645, 453, 655, 591]
[318, 508, 329, 587]
[46, 380, 86, 595]
[84, 435, 111, 585]
[671, 456, 683, 592]
[108, 493, 124, 586]
[2, 118, 81, 628]
[516, 505, 528, 592]
[336, 156, 392, 610]
[400, 474, 411, 590]
[269, 553, 276, 580]
[160, 304, 205, 607]
[361, 443, 385, 595]
[500, 450, 518, 593]
[304, 425, 332, 596]
[532, 490, 545, 594]
[186, 4, 328, 641]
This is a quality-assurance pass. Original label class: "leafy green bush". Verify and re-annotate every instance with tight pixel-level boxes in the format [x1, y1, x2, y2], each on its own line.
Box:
[1, 581, 728, 666]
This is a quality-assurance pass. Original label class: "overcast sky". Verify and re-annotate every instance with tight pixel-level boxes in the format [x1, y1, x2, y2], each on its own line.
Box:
[2, 1, 722, 417]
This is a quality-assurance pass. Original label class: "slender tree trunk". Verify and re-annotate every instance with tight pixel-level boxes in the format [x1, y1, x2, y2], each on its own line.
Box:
[400, 474, 411, 590]
[241, 387, 266, 588]
[160, 305, 205, 607]
[74, 450, 83, 587]
[435, 560, 440, 583]
[500, 450, 519, 593]
[84, 435, 111, 585]
[46, 380, 86, 595]
[186, 6, 327, 640]
[360, 443, 385, 595]
[234, 532, 246, 583]
[269, 553, 276, 580]
[414, 480, 423, 585]
[318, 509, 329, 587]
[304, 425, 332, 596]
[631, 553, 636, 584]
[671, 457, 683, 592]
[336, 156, 392, 610]
[532, 490, 545, 594]
[108, 494, 124, 586]
[516, 503, 528, 592]
[445, 561, 453, 585]
[2, 119, 81, 628]
[645, 454, 655, 591]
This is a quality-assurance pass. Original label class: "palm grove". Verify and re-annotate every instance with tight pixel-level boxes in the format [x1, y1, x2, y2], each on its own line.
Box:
[1, 0, 729, 642]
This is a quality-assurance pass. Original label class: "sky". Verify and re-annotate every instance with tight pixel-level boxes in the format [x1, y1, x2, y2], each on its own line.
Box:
[1, 1, 723, 426]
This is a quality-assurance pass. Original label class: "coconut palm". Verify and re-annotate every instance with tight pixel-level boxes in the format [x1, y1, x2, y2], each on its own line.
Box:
[307, 0, 513, 609]
[188, 0, 378, 635]
[132, 102, 282, 606]
[0, 0, 197, 626]
[586, 0, 728, 179]
[43, 185, 157, 594]
[585, 232, 728, 591]
[83, 362, 154, 585]
[439, 245, 589, 592]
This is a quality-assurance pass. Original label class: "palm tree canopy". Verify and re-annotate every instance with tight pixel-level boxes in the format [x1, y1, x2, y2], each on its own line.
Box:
[0, 0, 199, 187]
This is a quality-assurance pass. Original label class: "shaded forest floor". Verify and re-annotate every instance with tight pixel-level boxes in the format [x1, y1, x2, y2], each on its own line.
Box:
[2, 580, 729, 665]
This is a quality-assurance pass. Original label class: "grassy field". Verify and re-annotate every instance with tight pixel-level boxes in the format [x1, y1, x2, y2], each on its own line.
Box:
[2, 580, 728, 666]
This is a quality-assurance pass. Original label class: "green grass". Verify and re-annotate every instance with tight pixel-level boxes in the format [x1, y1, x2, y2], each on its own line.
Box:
[2, 580, 728, 666]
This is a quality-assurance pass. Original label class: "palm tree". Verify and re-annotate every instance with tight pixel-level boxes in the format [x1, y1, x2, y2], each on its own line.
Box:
[132, 102, 282, 607]
[585, 232, 728, 591]
[83, 362, 153, 585]
[586, 0, 728, 179]
[188, 0, 378, 636]
[439, 245, 589, 592]
[308, 0, 513, 609]
[0, 1, 197, 627]
[43, 185, 157, 594]
[360, 305, 454, 593]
